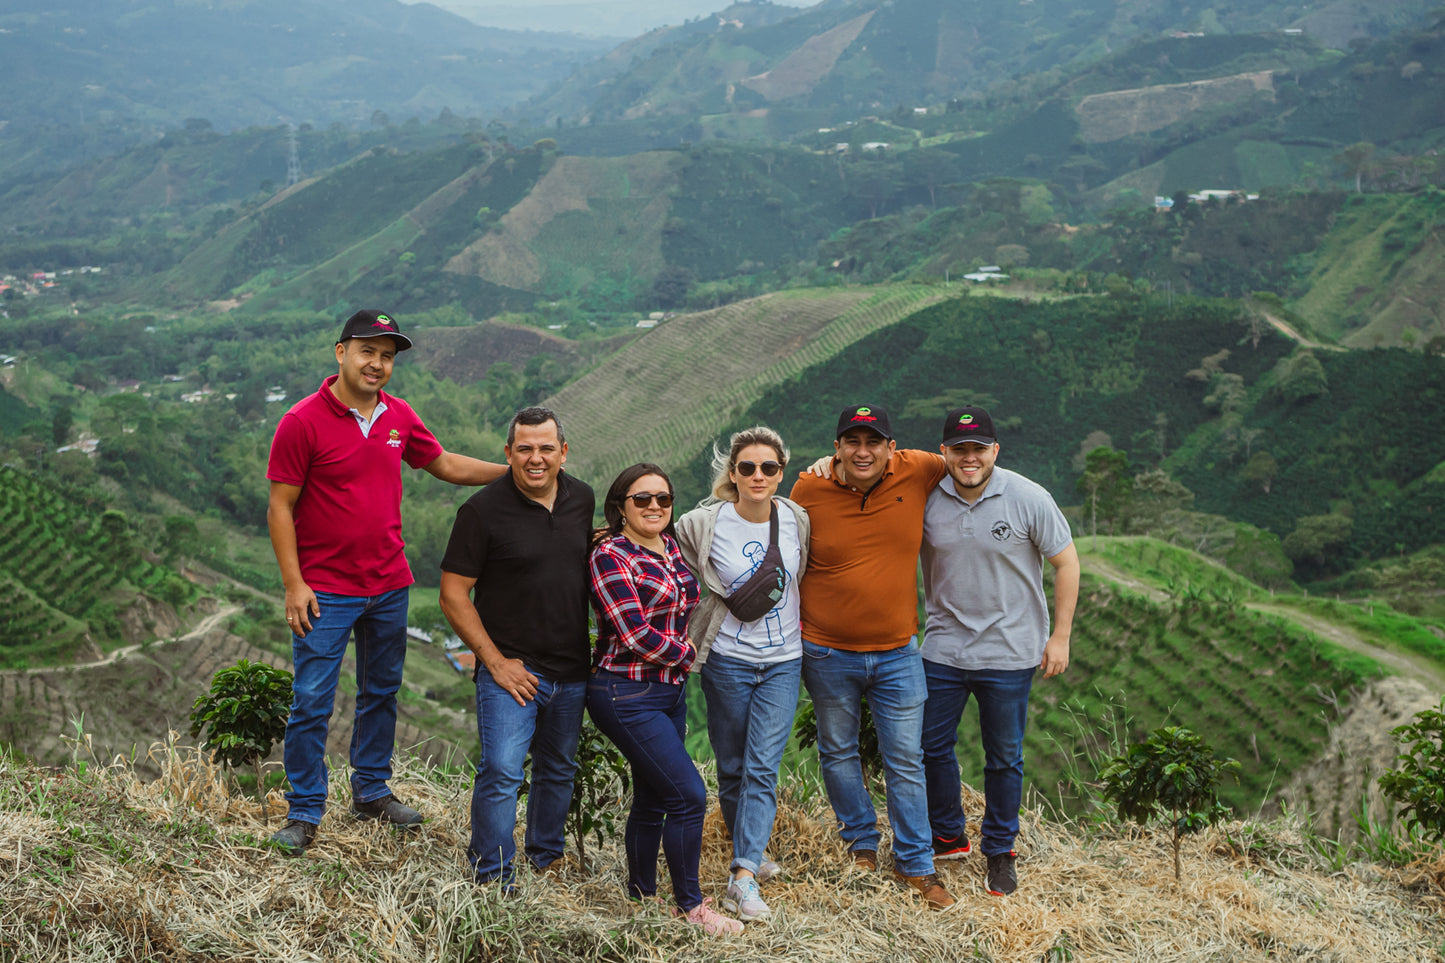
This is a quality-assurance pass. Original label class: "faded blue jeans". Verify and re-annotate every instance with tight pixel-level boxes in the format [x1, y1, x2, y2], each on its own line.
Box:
[468, 673, 586, 883]
[800, 639, 934, 876]
[921, 660, 1034, 856]
[699, 651, 801, 875]
[283, 588, 409, 825]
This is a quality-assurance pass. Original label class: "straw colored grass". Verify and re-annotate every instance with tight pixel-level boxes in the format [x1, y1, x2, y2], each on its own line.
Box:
[2, 740, 1442, 963]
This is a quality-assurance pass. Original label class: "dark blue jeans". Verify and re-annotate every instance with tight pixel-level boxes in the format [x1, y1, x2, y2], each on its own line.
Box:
[468, 674, 586, 883]
[283, 588, 409, 825]
[920, 660, 1034, 856]
[586, 669, 705, 912]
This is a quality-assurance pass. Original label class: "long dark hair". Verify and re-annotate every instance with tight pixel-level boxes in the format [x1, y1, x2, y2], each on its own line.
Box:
[593, 462, 677, 548]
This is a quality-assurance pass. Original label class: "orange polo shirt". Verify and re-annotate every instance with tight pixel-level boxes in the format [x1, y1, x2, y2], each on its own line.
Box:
[790, 448, 946, 652]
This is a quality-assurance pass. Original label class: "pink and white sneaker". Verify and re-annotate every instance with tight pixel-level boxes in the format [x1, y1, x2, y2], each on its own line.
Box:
[678, 897, 745, 936]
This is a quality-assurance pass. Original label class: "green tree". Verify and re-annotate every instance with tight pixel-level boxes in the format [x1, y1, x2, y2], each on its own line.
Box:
[1077, 446, 1132, 541]
[1282, 512, 1353, 566]
[1128, 469, 1193, 534]
[1100, 726, 1240, 882]
[1241, 451, 1279, 494]
[190, 659, 294, 822]
[1273, 351, 1328, 403]
[1379, 699, 1445, 841]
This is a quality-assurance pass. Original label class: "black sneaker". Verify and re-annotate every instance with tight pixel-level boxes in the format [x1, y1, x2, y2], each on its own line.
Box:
[932, 833, 971, 860]
[351, 794, 424, 827]
[268, 819, 318, 855]
[986, 851, 1017, 896]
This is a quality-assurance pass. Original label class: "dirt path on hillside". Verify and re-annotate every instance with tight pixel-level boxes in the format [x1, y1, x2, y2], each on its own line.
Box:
[1083, 556, 1445, 694]
[21, 606, 241, 675]
[1248, 601, 1445, 694]
[1259, 310, 1347, 351]
[1079, 555, 1170, 602]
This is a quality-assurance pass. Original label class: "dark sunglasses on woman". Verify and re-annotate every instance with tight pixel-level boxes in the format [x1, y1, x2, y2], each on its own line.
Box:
[734, 460, 782, 477]
[626, 491, 674, 508]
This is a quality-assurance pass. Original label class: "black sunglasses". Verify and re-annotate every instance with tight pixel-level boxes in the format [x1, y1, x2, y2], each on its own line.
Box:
[734, 460, 783, 477]
[625, 491, 674, 509]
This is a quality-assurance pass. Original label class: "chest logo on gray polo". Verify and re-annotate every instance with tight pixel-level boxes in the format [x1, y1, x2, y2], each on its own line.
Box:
[991, 520, 1013, 541]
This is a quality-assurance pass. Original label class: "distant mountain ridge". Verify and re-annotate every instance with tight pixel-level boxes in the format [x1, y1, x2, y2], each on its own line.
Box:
[0, 0, 613, 132]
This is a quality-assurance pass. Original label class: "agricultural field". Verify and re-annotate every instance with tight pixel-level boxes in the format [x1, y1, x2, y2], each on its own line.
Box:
[545, 283, 956, 488]
[0, 466, 202, 669]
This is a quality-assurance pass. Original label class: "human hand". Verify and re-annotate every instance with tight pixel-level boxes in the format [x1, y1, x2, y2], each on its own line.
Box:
[1040, 633, 1070, 679]
[489, 657, 540, 706]
[285, 584, 320, 636]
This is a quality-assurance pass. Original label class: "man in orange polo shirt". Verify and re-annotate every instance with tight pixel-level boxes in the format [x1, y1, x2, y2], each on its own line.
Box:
[790, 404, 956, 911]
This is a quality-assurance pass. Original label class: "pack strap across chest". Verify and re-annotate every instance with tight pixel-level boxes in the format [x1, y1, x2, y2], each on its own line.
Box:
[722, 500, 787, 623]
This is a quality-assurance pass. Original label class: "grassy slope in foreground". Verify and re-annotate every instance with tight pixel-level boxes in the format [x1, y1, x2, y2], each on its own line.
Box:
[2, 746, 1440, 962]
[543, 283, 955, 488]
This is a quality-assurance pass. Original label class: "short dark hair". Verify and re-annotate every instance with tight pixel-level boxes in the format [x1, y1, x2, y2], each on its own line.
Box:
[507, 406, 564, 447]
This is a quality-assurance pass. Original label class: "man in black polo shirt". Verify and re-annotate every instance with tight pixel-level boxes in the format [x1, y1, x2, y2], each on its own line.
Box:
[439, 406, 595, 885]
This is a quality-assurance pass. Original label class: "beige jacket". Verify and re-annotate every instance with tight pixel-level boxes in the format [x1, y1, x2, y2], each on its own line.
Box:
[674, 496, 810, 665]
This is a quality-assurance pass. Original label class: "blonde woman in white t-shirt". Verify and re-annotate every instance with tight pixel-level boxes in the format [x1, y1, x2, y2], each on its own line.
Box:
[675, 426, 811, 923]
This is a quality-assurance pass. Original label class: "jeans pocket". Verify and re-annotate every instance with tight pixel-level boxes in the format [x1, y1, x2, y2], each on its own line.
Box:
[608, 680, 655, 703]
[802, 641, 832, 662]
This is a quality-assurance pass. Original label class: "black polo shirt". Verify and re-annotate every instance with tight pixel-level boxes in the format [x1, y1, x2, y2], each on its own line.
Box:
[440, 470, 595, 683]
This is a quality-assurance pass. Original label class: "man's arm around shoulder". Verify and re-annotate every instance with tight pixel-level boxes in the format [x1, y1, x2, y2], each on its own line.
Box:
[423, 451, 508, 487]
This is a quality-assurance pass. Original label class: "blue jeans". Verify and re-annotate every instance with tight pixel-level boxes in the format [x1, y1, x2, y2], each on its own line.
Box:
[800, 639, 933, 876]
[921, 661, 1034, 856]
[699, 652, 801, 875]
[283, 588, 409, 825]
[469, 674, 586, 883]
[586, 669, 705, 911]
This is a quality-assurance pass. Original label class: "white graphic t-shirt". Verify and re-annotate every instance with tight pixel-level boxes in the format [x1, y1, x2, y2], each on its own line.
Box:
[707, 501, 803, 664]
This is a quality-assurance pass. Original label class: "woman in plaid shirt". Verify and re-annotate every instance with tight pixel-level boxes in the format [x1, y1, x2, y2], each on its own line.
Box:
[587, 462, 743, 936]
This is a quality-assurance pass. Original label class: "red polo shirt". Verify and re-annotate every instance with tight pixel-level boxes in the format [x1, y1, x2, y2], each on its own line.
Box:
[267, 375, 443, 596]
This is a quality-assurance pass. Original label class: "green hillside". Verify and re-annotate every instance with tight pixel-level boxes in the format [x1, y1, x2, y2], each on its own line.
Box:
[544, 283, 955, 488]
[0, 466, 203, 669]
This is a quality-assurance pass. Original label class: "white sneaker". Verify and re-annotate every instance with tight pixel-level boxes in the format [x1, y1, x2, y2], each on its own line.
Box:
[725, 875, 772, 921]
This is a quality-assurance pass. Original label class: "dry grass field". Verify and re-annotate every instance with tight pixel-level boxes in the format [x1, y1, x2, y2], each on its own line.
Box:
[3, 743, 1443, 963]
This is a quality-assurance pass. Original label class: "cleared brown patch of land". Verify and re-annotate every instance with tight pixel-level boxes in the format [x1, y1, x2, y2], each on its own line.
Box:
[741, 11, 874, 101]
[1075, 71, 1276, 144]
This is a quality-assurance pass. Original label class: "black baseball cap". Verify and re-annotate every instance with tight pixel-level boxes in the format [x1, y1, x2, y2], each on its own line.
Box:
[336, 309, 412, 351]
[836, 403, 893, 441]
[941, 406, 997, 447]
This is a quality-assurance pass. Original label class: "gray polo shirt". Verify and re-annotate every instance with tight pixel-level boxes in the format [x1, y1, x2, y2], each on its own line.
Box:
[920, 466, 1073, 671]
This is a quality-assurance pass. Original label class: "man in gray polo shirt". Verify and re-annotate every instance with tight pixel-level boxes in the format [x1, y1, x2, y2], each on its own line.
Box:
[919, 406, 1079, 897]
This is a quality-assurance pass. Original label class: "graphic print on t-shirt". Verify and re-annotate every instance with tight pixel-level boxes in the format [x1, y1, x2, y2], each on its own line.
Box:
[728, 538, 792, 648]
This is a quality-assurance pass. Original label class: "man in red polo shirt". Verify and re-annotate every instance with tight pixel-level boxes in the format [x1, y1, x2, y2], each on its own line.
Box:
[265, 309, 505, 854]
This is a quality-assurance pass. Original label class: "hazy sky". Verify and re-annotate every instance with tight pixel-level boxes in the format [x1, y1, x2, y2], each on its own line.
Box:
[411, 0, 815, 38]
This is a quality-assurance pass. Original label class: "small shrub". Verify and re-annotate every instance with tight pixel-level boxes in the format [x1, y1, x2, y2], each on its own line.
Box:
[559, 719, 630, 867]
[189, 659, 293, 822]
[1100, 725, 1240, 881]
[1378, 699, 1445, 842]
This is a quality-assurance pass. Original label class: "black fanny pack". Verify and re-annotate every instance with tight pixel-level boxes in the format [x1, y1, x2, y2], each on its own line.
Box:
[722, 502, 786, 623]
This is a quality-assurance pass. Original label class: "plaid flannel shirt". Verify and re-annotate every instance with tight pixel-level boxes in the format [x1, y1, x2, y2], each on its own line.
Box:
[589, 533, 699, 684]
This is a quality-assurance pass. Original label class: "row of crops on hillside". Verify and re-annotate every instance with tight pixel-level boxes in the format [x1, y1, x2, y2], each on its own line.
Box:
[0, 466, 194, 668]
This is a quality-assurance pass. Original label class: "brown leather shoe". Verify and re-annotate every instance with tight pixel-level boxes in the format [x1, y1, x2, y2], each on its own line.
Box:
[850, 848, 878, 871]
[893, 869, 957, 911]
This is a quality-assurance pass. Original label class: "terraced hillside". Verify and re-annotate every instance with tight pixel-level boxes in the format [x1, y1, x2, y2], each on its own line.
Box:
[0, 466, 200, 669]
[542, 283, 955, 487]
[0, 616, 470, 777]
[1065, 537, 1444, 826]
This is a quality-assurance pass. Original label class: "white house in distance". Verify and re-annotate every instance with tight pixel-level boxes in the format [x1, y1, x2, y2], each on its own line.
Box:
[963, 265, 1009, 282]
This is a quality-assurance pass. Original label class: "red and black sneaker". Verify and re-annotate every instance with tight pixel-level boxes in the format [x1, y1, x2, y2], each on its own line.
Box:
[932, 833, 971, 860]
[985, 851, 1017, 896]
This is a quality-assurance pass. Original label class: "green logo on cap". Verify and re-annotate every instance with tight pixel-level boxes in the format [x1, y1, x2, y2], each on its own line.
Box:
[857, 407, 871, 415]
[959, 415, 974, 425]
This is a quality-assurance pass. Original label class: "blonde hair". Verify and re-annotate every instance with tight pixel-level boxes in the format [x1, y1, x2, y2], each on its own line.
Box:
[710, 426, 789, 503]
